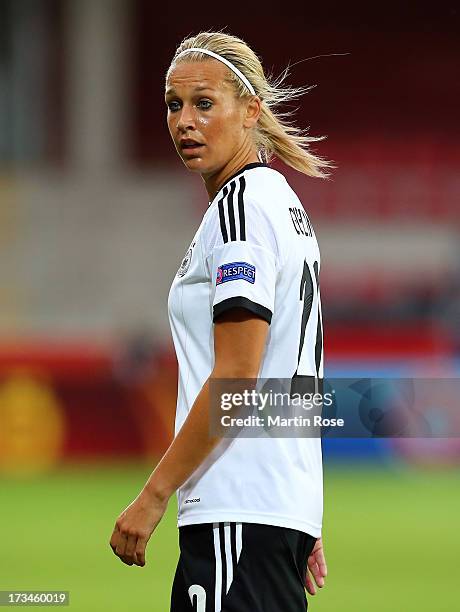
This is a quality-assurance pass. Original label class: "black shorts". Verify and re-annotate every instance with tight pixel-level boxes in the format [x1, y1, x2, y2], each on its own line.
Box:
[170, 522, 317, 612]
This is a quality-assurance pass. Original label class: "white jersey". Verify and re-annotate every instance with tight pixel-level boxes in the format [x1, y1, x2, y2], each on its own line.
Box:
[168, 163, 324, 537]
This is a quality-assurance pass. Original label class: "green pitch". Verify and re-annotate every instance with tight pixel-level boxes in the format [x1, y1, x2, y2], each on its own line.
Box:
[1, 462, 459, 611]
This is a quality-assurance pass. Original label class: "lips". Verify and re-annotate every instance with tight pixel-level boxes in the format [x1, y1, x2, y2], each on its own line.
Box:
[180, 139, 204, 150]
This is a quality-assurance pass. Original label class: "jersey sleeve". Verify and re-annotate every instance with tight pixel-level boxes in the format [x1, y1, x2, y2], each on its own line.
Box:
[204, 193, 279, 325]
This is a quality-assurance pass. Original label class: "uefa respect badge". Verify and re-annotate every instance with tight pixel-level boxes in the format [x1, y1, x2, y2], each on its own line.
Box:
[216, 262, 256, 285]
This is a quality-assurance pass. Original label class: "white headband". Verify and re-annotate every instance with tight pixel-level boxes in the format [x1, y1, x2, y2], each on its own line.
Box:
[175, 47, 256, 96]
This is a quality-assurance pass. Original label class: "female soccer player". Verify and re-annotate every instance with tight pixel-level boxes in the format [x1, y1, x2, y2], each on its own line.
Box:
[110, 31, 330, 611]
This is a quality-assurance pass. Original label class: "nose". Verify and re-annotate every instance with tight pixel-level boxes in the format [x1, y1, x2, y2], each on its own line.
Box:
[176, 104, 196, 133]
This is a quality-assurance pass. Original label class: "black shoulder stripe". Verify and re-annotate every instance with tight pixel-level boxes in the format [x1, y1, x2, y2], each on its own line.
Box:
[227, 180, 237, 241]
[218, 186, 229, 243]
[218, 176, 247, 243]
[237, 176, 246, 241]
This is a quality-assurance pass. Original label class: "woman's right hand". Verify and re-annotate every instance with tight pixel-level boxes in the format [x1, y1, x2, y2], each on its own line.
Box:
[109, 487, 168, 567]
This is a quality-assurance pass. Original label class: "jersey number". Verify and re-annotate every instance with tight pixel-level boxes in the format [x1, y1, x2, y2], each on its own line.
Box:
[188, 584, 206, 612]
[294, 259, 322, 377]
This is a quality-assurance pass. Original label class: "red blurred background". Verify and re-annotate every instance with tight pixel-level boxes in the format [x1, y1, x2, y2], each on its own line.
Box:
[1, 0, 459, 471]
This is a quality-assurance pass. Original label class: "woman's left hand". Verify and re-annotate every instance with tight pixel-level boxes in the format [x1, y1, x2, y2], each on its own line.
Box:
[109, 488, 168, 567]
[305, 536, 327, 595]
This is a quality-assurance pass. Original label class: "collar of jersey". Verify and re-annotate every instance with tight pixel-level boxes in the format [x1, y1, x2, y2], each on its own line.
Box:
[208, 162, 268, 207]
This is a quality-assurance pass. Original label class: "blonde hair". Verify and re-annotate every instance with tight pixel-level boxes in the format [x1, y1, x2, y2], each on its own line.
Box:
[167, 31, 334, 179]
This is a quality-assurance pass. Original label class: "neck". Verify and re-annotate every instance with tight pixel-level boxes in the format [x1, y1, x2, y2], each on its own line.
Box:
[203, 149, 261, 201]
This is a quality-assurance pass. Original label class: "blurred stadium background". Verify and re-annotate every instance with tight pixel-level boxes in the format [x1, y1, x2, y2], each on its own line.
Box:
[1, 1, 459, 610]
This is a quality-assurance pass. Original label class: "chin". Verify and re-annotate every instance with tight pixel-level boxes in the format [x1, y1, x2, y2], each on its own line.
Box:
[182, 156, 209, 173]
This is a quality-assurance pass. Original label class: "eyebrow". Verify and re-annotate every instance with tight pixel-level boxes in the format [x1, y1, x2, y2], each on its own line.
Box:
[165, 85, 215, 96]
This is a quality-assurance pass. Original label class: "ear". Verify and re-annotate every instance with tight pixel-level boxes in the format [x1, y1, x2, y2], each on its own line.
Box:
[243, 96, 261, 129]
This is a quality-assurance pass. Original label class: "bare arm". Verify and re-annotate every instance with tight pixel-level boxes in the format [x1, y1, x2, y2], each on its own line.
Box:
[144, 308, 268, 500]
[110, 308, 269, 566]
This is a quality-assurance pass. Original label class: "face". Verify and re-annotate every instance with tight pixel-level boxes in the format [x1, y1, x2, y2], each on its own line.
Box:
[165, 60, 257, 176]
